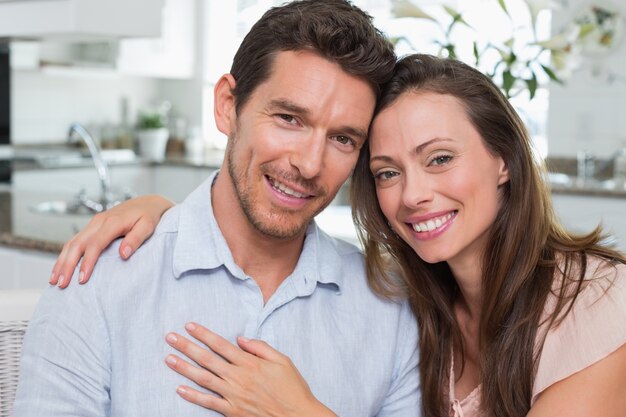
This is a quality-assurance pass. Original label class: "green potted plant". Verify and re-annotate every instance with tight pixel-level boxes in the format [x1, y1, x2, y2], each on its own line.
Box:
[135, 105, 170, 161]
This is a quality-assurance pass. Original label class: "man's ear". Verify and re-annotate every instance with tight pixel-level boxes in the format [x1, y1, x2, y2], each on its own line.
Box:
[214, 74, 238, 137]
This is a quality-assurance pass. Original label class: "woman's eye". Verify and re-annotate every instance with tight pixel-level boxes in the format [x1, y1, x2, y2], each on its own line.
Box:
[430, 155, 452, 166]
[374, 171, 398, 181]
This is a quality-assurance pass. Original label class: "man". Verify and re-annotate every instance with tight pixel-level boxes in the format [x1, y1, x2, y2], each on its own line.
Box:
[13, 1, 420, 416]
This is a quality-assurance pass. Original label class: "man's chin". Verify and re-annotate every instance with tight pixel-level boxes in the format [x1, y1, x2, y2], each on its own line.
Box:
[247, 209, 315, 240]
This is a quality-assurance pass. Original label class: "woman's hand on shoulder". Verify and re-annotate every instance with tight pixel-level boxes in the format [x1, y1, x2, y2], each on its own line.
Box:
[164, 322, 338, 417]
[49, 194, 174, 288]
[528, 343, 626, 417]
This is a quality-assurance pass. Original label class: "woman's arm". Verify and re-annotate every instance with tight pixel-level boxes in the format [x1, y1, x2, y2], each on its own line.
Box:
[528, 343, 626, 416]
[50, 195, 174, 288]
[165, 322, 338, 417]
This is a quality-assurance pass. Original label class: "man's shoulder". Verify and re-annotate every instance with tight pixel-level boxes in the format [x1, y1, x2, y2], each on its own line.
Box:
[315, 227, 364, 260]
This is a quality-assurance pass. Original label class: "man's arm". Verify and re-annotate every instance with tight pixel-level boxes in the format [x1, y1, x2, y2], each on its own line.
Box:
[12, 278, 111, 417]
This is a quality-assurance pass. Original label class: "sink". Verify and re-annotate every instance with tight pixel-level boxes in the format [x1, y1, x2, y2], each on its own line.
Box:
[30, 187, 135, 216]
[547, 172, 574, 186]
[546, 172, 626, 192]
[598, 178, 626, 191]
[30, 200, 94, 216]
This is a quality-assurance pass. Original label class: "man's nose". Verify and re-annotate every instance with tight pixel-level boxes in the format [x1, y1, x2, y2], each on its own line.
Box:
[290, 132, 325, 179]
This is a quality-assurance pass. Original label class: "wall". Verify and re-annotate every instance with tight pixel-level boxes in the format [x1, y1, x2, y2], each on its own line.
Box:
[11, 70, 160, 144]
[547, 0, 626, 157]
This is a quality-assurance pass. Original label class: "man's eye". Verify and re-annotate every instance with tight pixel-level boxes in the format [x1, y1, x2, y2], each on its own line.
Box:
[278, 114, 297, 124]
[334, 136, 356, 146]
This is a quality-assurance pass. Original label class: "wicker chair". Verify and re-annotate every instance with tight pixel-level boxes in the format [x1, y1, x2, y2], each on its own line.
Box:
[0, 289, 42, 417]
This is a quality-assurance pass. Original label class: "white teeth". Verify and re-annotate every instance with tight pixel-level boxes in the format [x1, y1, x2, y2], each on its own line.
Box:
[270, 178, 308, 198]
[411, 212, 454, 233]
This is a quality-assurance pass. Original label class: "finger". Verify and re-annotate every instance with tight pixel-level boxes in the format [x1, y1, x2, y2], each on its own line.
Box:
[50, 244, 68, 285]
[119, 216, 157, 259]
[164, 354, 228, 396]
[78, 244, 109, 285]
[50, 213, 104, 287]
[52, 240, 75, 288]
[165, 332, 232, 378]
[175, 384, 230, 415]
[185, 322, 249, 366]
[57, 239, 91, 288]
[237, 337, 287, 363]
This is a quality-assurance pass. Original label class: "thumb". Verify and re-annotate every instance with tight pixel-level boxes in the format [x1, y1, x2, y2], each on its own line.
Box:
[237, 337, 284, 362]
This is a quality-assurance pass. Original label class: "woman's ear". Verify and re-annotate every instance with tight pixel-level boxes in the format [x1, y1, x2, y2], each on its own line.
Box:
[214, 74, 238, 137]
[497, 157, 510, 186]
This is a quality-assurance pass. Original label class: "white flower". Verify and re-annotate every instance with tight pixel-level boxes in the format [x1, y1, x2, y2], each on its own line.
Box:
[524, 0, 560, 33]
[391, 0, 435, 21]
[536, 24, 581, 50]
[551, 46, 582, 80]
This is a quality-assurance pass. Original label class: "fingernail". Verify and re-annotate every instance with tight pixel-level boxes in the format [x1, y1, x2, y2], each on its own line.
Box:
[185, 322, 196, 332]
[166, 333, 177, 344]
[58, 275, 65, 287]
[239, 336, 250, 343]
[122, 246, 132, 259]
[176, 386, 187, 395]
[49, 272, 56, 284]
[78, 271, 85, 284]
[166, 355, 177, 365]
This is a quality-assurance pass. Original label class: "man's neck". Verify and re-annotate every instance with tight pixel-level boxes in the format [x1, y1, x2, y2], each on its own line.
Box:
[211, 172, 307, 303]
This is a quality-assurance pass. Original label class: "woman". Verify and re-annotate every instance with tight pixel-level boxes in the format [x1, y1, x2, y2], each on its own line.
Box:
[50, 54, 626, 417]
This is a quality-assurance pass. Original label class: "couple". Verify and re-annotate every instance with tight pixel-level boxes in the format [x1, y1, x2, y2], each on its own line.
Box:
[18, 0, 626, 416]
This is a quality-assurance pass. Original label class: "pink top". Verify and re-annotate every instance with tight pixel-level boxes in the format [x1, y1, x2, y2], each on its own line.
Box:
[448, 258, 626, 417]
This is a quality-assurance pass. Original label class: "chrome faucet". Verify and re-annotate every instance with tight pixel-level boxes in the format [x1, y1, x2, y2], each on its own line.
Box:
[586, 148, 626, 180]
[577, 150, 595, 180]
[67, 123, 115, 212]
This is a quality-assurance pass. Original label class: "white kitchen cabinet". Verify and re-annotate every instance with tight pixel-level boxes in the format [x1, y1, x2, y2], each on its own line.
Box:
[0, 246, 56, 290]
[0, 0, 165, 39]
[13, 166, 151, 197]
[552, 194, 626, 252]
[117, 0, 195, 79]
[152, 166, 214, 202]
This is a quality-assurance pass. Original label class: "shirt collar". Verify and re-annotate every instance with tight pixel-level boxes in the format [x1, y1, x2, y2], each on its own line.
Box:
[172, 170, 347, 291]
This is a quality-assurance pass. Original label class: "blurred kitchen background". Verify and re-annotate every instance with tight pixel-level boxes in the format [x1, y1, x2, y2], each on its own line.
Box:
[0, 0, 625, 291]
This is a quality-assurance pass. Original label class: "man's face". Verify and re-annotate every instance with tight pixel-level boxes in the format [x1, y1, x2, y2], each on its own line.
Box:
[221, 50, 376, 239]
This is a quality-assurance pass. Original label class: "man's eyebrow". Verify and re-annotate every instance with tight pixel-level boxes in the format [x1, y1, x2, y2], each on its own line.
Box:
[338, 126, 368, 142]
[267, 99, 309, 116]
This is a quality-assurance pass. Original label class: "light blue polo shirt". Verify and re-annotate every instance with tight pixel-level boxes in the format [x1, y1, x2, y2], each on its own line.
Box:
[14, 172, 421, 417]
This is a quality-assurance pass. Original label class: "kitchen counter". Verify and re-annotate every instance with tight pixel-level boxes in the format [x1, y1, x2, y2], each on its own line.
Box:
[12, 147, 226, 171]
[0, 183, 360, 255]
[2, 152, 626, 254]
[0, 187, 83, 253]
[550, 178, 626, 198]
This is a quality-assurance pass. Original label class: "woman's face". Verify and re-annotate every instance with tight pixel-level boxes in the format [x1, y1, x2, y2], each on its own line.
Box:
[369, 91, 509, 271]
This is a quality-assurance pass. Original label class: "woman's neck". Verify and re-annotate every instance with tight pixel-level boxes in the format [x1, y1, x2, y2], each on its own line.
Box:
[449, 258, 483, 321]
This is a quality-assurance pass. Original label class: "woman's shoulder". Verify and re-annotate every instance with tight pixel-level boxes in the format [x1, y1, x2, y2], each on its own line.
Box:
[532, 254, 626, 403]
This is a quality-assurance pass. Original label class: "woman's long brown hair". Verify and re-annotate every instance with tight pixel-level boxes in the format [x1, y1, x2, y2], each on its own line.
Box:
[351, 54, 626, 417]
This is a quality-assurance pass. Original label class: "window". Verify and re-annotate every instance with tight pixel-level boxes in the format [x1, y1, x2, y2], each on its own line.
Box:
[201, 0, 550, 157]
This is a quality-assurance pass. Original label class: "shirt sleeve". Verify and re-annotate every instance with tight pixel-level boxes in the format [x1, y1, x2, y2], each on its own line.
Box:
[12, 273, 112, 417]
[532, 262, 626, 404]
[376, 299, 422, 417]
